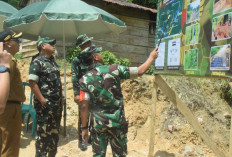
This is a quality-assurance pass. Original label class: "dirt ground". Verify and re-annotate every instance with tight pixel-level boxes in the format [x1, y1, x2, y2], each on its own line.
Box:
[17, 58, 231, 157]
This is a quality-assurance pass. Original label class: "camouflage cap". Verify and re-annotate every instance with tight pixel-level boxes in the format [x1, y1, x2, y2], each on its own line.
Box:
[36, 37, 56, 50]
[0, 30, 22, 42]
[80, 45, 102, 56]
[76, 34, 93, 47]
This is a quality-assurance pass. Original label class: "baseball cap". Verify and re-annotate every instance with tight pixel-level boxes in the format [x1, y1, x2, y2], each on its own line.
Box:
[76, 34, 93, 47]
[0, 30, 22, 42]
[36, 37, 56, 51]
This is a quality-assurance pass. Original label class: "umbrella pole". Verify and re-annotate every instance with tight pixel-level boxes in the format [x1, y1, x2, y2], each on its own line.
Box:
[63, 21, 67, 137]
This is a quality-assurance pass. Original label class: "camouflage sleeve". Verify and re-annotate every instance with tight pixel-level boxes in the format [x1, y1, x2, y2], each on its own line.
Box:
[71, 58, 80, 96]
[79, 77, 90, 102]
[117, 65, 138, 79]
[28, 60, 41, 83]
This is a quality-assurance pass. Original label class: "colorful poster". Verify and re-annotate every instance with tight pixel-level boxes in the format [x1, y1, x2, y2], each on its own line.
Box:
[157, 0, 183, 39]
[155, 42, 165, 69]
[210, 45, 231, 70]
[186, 0, 200, 24]
[167, 38, 181, 69]
[212, 13, 232, 41]
[213, 0, 232, 14]
[184, 49, 198, 70]
[185, 23, 200, 45]
[155, 0, 232, 78]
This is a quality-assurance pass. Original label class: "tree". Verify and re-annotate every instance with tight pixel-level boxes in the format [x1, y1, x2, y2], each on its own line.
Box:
[2, 0, 20, 8]
[126, 0, 158, 9]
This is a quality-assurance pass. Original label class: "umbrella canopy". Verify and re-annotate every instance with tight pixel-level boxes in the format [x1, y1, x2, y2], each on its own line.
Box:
[4, 0, 127, 136]
[0, 1, 17, 31]
[4, 0, 127, 42]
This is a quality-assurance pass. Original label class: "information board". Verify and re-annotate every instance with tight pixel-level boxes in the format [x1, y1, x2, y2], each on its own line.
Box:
[154, 0, 232, 78]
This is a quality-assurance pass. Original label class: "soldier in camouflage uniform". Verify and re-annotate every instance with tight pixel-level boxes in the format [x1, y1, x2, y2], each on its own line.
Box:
[78, 46, 159, 157]
[71, 34, 94, 151]
[28, 37, 62, 157]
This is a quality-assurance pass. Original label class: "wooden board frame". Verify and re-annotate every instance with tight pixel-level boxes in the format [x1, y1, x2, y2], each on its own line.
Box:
[148, 74, 228, 157]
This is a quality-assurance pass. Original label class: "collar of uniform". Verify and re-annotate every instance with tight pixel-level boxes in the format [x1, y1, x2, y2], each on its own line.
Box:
[40, 54, 54, 61]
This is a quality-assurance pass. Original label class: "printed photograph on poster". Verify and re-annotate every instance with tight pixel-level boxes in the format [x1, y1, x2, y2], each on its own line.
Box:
[157, 0, 182, 39]
[184, 49, 198, 70]
[210, 44, 231, 71]
[186, 0, 200, 24]
[213, 0, 232, 14]
[155, 42, 165, 70]
[185, 23, 199, 46]
[212, 13, 232, 41]
[167, 38, 181, 69]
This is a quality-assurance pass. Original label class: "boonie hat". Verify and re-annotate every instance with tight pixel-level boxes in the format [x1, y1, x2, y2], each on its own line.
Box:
[0, 30, 22, 42]
[76, 34, 93, 47]
[37, 37, 56, 50]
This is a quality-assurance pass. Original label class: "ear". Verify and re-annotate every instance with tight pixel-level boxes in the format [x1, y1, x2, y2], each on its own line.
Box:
[3, 42, 10, 48]
[93, 53, 98, 61]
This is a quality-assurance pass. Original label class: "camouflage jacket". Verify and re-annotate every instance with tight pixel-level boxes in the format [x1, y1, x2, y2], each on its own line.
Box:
[28, 55, 62, 102]
[71, 56, 101, 96]
[79, 64, 138, 129]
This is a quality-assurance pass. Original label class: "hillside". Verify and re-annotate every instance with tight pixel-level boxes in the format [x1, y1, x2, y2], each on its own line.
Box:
[18, 59, 231, 157]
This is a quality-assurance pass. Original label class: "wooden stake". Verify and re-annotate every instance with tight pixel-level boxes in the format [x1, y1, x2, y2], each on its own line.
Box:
[155, 74, 226, 157]
[148, 76, 157, 157]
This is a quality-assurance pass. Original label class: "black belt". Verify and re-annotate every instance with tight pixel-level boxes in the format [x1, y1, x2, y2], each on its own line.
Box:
[7, 101, 21, 104]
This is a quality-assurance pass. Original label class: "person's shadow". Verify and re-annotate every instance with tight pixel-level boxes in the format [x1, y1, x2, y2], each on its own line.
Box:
[154, 150, 175, 157]
[20, 124, 79, 148]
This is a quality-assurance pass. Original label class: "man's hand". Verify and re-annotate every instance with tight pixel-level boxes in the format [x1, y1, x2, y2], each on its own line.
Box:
[0, 42, 11, 68]
[40, 97, 46, 107]
[82, 129, 89, 143]
[74, 95, 80, 104]
[149, 47, 159, 60]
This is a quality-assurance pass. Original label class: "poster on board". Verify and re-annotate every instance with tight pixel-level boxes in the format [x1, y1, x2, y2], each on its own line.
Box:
[154, 0, 232, 78]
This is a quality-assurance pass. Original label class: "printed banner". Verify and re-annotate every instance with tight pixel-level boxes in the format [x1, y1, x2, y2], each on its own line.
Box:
[154, 0, 232, 78]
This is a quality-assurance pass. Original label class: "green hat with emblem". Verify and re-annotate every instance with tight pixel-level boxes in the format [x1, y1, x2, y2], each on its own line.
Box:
[36, 37, 56, 51]
[76, 34, 93, 47]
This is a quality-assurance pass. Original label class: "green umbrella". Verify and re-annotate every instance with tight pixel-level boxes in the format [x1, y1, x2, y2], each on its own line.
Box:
[4, 0, 126, 41]
[4, 0, 126, 136]
[0, 1, 17, 31]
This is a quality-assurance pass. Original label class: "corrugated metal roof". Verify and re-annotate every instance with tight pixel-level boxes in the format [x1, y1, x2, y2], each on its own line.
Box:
[99, 0, 157, 13]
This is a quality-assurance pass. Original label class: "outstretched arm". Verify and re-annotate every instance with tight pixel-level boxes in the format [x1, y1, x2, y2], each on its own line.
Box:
[138, 47, 159, 76]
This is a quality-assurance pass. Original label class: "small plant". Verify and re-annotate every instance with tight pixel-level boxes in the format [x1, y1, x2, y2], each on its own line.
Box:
[145, 65, 155, 75]
[220, 80, 232, 105]
[101, 51, 131, 66]
[66, 46, 81, 63]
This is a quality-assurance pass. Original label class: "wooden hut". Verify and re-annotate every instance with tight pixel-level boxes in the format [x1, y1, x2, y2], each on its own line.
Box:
[18, 0, 156, 66]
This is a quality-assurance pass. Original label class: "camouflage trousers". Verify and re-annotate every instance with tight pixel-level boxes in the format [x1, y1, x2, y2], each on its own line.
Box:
[34, 99, 62, 157]
[90, 126, 128, 157]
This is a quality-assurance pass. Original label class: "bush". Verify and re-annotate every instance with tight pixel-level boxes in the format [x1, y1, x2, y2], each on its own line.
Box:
[66, 46, 81, 63]
[66, 47, 131, 66]
[101, 51, 131, 66]
[145, 65, 155, 75]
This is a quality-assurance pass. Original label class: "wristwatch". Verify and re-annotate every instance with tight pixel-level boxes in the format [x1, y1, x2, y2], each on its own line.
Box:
[0, 65, 10, 73]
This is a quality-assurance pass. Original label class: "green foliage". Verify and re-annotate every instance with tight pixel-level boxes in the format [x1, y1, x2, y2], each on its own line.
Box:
[101, 51, 131, 66]
[3, 0, 19, 8]
[211, 46, 221, 56]
[125, 0, 158, 9]
[184, 49, 198, 70]
[145, 65, 155, 75]
[66, 46, 81, 63]
[220, 80, 232, 105]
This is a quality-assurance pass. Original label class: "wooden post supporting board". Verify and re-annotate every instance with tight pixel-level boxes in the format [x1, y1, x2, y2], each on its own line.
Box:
[229, 113, 232, 157]
[154, 74, 226, 157]
[148, 76, 157, 157]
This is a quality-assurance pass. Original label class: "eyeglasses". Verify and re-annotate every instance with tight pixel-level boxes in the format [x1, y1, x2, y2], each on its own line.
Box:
[11, 38, 22, 44]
